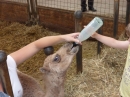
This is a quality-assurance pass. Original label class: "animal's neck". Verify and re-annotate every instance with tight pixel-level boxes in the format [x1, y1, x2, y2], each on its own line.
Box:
[45, 85, 64, 97]
[44, 73, 66, 97]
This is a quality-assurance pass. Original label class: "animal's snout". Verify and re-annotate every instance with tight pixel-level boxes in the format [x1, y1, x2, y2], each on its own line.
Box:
[69, 42, 79, 54]
[63, 42, 79, 54]
[72, 42, 79, 48]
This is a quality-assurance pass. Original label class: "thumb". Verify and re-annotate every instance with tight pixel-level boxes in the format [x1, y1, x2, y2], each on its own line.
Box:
[73, 39, 82, 45]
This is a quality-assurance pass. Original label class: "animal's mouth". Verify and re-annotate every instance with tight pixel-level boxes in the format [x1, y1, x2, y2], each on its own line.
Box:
[68, 42, 79, 54]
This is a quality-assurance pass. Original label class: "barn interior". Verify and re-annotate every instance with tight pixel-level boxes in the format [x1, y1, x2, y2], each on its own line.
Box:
[0, 0, 129, 97]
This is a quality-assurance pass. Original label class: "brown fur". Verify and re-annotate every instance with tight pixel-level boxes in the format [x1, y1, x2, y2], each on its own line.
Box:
[18, 42, 79, 97]
[18, 70, 45, 97]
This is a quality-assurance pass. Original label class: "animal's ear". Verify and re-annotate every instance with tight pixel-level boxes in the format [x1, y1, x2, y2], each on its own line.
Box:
[39, 66, 50, 73]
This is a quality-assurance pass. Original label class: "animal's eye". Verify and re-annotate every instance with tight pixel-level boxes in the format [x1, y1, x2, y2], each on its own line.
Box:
[53, 54, 61, 63]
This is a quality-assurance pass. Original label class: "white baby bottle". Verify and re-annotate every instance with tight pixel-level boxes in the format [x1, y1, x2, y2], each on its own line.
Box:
[78, 17, 103, 42]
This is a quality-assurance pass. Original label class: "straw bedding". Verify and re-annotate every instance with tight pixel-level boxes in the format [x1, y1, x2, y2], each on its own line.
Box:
[0, 21, 127, 97]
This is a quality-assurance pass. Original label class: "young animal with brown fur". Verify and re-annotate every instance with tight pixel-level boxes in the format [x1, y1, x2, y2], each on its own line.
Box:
[18, 42, 79, 97]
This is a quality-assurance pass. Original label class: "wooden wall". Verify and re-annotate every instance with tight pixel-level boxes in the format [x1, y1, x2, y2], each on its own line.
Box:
[0, 1, 28, 23]
[0, 1, 126, 38]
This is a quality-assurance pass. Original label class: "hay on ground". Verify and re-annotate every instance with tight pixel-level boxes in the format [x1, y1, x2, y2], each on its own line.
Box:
[0, 21, 127, 97]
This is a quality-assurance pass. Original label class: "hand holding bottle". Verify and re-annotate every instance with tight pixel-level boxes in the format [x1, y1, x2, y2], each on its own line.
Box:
[78, 17, 103, 42]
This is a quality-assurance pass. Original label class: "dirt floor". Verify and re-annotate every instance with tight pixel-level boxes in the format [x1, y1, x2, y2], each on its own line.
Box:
[0, 21, 127, 97]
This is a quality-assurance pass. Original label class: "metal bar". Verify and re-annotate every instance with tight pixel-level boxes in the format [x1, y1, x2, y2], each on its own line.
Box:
[126, 0, 130, 25]
[97, 27, 103, 55]
[34, 0, 39, 24]
[30, 0, 35, 16]
[97, 18, 104, 55]
[113, 0, 120, 38]
[74, 11, 83, 73]
[0, 50, 14, 97]
[34, 0, 37, 18]
[27, 0, 32, 19]
[76, 45, 82, 73]
[26, 0, 39, 25]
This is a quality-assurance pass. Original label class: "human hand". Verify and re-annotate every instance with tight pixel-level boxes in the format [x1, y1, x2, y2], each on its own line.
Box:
[83, 26, 97, 38]
[61, 33, 82, 45]
[91, 33, 97, 38]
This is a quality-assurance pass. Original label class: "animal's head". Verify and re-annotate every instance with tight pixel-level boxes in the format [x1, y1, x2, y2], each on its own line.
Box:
[40, 42, 79, 75]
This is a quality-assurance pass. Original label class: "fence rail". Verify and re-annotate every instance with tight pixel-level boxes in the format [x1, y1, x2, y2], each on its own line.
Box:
[5, 0, 127, 21]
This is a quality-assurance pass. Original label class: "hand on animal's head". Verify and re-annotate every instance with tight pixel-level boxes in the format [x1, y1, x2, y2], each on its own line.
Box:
[39, 42, 79, 74]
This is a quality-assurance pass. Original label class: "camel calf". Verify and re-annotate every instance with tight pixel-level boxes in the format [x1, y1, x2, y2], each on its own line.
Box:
[18, 42, 79, 97]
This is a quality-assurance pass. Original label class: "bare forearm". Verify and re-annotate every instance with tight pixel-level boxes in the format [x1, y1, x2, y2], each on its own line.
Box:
[10, 33, 80, 65]
[34, 36, 65, 49]
[10, 35, 65, 65]
[92, 33, 129, 49]
[92, 33, 116, 46]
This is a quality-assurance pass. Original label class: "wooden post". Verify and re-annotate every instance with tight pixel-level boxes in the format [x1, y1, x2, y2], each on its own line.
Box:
[43, 46, 54, 56]
[27, 0, 39, 25]
[97, 18, 104, 55]
[126, 0, 130, 25]
[0, 50, 14, 97]
[113, 0, 120, 38]
[74, 10, 83, 73]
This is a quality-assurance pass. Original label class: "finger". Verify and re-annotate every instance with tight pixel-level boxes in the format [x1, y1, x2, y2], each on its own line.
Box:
[73, 39, 82, 45]
[71, 33, 80, 36]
